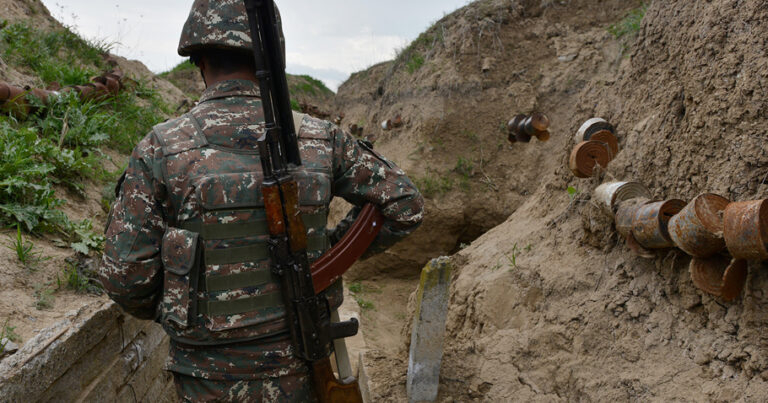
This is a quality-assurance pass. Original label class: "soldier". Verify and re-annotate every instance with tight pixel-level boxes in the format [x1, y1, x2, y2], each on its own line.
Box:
[98, 1, 424, 401]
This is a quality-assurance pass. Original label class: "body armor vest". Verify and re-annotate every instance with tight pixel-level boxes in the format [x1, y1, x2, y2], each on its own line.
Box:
[153, 111, 339, 345]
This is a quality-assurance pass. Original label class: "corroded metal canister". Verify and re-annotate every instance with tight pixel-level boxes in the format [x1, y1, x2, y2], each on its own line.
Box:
[595, 181, 652, 215]
[631, 199, 687, 249]
[575, 117, 615, 143]
[689, 257, 747, 302]
[723, 200, 768, 261]
[668, 193, 730, 258]
[569, 140, 613, 178]
[508, 113, 550, 144]
[589, 130, 619, 156]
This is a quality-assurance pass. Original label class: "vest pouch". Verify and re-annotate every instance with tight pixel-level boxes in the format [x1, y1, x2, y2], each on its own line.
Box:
[161, 227, 201, 329]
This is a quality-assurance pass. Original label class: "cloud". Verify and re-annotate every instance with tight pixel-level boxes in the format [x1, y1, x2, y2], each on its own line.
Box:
[39, 0, 469, 87]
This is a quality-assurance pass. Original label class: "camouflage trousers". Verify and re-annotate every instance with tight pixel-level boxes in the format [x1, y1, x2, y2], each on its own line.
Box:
[173, 372, 318, 402]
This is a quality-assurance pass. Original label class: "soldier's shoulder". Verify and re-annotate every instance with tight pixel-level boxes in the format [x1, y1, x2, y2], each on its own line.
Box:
[150, 113, 203, 155]
[297, 113, 335, 141]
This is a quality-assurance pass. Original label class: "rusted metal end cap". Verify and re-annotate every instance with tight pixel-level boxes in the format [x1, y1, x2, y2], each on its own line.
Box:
[690, 256, 747, 301]
[669, 193, 730, 258]
[569, 140, 613, 178]
[724, 199, 768, 261]
[632, 199, 687, 249]
[534, 130, 551, 142]
[589, 130, 619, 156]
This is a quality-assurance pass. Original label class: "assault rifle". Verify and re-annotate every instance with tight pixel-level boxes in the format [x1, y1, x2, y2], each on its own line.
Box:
[244, 1, 381, 401]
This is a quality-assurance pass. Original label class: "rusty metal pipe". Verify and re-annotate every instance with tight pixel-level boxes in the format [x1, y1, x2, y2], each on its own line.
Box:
[668, 193, 730, 258]
[631, 199, 687, 249]
[724, 199, 768, 261]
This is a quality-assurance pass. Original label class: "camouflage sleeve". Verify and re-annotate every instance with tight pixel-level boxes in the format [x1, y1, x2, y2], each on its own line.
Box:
[331, 127, 424, 255]
[98, 135, 165, 320]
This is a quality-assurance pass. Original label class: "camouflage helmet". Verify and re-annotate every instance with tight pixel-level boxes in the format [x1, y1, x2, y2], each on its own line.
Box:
[178, 0, 285, 63]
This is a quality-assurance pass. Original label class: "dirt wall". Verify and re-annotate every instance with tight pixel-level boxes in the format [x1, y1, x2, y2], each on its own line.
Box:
[0, 301, 175, 402]
[438, 0, 768, 401]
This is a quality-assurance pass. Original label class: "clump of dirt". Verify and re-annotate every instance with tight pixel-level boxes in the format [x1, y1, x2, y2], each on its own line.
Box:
[336, 0, 768, 401]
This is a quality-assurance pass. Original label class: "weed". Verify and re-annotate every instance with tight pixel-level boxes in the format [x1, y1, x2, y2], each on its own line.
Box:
[158, 60, 197, 77]
[33, 283, 55, 310]
[355, 297, 375, 312]
[415, 174, 453, 198]
[608, 4, 648, 52]
[348, 282, 363, 294]
[503, 243, 522, 269]
[66, 219, 104, 255]
[59, 261, 101, 294]
[1, 318, 20, 343]
[0, 318, 21, 355]
[0, 22, 108, 85]
[0, 24, 167, 238]
[454, 157, 474, 178]
[290, 99, 301, 112]
[290, 75, 333, 97]
[4, 224, 41, 268]
[567, 186, 580, 200]
[406, 53, 425, 74]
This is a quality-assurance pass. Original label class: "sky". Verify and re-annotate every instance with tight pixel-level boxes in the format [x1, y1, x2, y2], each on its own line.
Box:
[40, 1, 471, 91]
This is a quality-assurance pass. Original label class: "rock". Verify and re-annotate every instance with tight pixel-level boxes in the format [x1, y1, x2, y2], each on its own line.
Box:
[1, 338, 19, 356]
[407, 257, 453, 403]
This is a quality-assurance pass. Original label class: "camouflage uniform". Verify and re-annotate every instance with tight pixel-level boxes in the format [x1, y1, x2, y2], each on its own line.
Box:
[98, 2, 423, 401]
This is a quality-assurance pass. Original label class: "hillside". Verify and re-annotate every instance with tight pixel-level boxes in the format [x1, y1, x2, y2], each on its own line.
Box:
[333, 0, 768, 401]
[162, 60, 336, 115]
[0, 1, 190, 347]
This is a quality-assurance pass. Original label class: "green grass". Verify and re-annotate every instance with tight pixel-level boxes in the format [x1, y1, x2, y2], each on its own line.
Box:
[33, 283, 55, 310]
[4, 224, 46, 269]
[396, 23, 444, 74]
[0, 23, 168, 250]
[0, 22, 109, 85]
[608, 4, 648, 52]
[355, 297, 375, 312]
[414, 173, 454, 198]
[0, 318, 21, 355]
[158, 60, 197, 77]
[289, 75, 333, 97]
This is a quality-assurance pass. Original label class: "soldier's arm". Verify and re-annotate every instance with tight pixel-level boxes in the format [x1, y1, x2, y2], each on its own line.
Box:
[98, 137, 165, 320]
[330, 126, 424, 255]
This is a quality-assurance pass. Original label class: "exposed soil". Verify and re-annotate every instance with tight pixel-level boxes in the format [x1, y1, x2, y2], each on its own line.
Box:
[4, 0, 768, 401]
[331, 0, 768, 401]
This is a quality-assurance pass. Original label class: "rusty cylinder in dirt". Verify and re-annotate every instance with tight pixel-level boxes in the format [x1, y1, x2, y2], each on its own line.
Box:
[631, 199, 687, 249]
[595, 181, 652, 216]
[723, 199, 768, 261]
[668, 193, 730, 258]
[575, 117, 615, 143]
[569, 140, 613, 178]
[689, 256, 747, 302]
